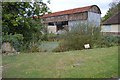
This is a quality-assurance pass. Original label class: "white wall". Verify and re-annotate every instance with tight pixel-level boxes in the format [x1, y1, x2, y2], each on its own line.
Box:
[101, 24, 120, 33]
[88, 12, 101, 27]
[47, 26, 57, 33]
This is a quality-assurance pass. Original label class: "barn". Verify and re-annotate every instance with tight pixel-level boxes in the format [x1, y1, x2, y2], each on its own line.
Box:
[42, 5, 101, 34]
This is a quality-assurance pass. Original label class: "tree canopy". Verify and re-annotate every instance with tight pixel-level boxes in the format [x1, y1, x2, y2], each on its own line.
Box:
[102, 1, 120, 22]
[2, 1, 50, 52]
[2, 1, 50, 42]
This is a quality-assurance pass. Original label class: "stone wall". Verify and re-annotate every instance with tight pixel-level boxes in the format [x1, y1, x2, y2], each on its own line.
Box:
[2, 42, 16, 54]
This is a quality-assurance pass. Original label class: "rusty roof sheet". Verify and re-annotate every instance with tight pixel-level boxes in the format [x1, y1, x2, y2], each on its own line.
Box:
[43, 5, 99, 18]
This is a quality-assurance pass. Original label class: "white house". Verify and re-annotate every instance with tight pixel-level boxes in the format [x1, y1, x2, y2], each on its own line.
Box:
[101, 12, 120, 36]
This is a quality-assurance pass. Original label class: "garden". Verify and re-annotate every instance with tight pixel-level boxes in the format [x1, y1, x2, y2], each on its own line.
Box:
[2, 23, 119, 78]
[1, 2, 119, 78]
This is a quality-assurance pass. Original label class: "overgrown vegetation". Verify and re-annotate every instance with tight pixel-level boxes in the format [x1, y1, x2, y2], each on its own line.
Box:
[53, 23, 100, 52]
[102, 1, 120, 22]
[2, 1, 50, 52]
[95, 35, 119, 48]
[2, 33, 24, 52]
[41, 33, 58, 41]
[53, 23, 119, 52]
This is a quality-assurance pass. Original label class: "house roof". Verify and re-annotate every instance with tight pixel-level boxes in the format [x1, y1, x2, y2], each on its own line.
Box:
[42, 5, 101, 18]
[103, 11, 120, 25]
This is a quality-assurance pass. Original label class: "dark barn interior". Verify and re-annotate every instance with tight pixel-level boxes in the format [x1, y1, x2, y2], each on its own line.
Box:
[48, 21, 68, 31]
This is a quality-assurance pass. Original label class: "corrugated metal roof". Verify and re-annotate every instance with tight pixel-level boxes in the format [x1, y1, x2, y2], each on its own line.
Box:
[43, 5, 101, 18]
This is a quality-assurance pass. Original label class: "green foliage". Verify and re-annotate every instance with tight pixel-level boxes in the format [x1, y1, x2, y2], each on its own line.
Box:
[53, 23, 119, 52]
[53, 23, 101, 52]
[95, 35, 119, 48]
[41, 33, 48, 41]
[41, 33, 58, 41]
[2, 2, 50, 52]
[52, 42, 68, 52]
[47, 33, 58, 41]
[29, 42, 41, 52]
[2, 33, 24, 51]
[19, 40, 41, 52]
[102, 1, 120, 22]
[2, 2, 48, 41]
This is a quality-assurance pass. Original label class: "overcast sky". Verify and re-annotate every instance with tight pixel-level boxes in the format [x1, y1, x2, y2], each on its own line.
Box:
[44, 0, 114, 17]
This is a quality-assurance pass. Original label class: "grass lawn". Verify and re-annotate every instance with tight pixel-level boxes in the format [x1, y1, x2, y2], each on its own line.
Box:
[2, 46, 118, 78]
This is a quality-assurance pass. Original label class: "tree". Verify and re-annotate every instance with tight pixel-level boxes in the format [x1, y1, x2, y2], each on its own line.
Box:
[2, 1, 50, 51]
[102, 1, 120, 22]
[2, 1, 50, 40]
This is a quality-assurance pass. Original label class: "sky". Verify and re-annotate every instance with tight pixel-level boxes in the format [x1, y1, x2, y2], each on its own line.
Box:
[44, 0, 114, 17]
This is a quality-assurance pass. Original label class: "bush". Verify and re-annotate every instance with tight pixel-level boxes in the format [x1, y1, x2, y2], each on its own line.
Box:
[20, 40, 42, 52]
[28, 42, 40, 52]
[53, 23, 101, 52]
[41, 33, 58, 41]
[2, 33, 42, 53]
[2, 33, 24, 52]
[96, 35, 120, 48]
[47, 33, 58, 41]
[52, 41, 69, 52]
[41, 33, 48, 41]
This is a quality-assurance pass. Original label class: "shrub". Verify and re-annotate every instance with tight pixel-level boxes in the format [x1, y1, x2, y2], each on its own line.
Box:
[29, 42, 40, 52]
[41, 33, 48, 41]
[20, 40, 42, 52]
[47, 33, 57, 41]
[2, 32, 42, 53]
[41, 33, 58, 41]
[53, 23, 120, 52]
[53, 23, 101, 52]
[52, 41, 69, 52]
[96, 35, 120, 48]
[2, 33, 24, 52]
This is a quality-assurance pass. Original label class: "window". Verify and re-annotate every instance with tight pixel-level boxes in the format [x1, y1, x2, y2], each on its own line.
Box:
[103, 25, 111, 32]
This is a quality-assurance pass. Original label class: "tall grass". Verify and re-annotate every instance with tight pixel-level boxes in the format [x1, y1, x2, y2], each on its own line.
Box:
[53, 23, 101, 52]
[53, 23, 119, 52]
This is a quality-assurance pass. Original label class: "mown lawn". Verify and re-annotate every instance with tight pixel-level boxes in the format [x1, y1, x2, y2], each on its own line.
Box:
[2, 46, 118, 78]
